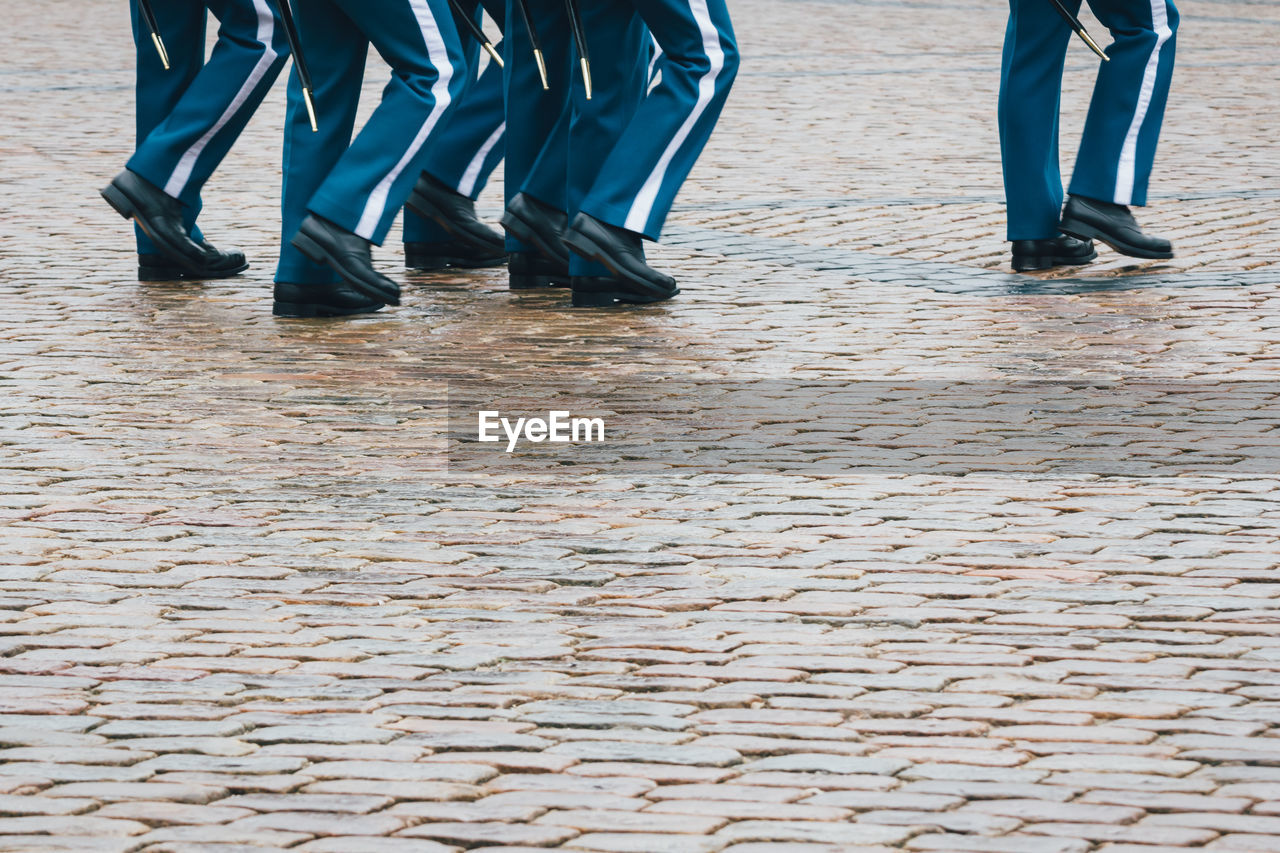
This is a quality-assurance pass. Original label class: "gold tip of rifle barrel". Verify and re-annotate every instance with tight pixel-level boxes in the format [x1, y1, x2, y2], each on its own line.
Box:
[581, 57, 592, 100]
[152, 33, 170, 70]
[535, 50, 549, 90]
[1081, 29, 1109, 61]
[303, 88, 318, 133]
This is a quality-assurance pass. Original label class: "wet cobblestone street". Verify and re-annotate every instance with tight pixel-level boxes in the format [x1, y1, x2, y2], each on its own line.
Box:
[2, 0, 1280, 850]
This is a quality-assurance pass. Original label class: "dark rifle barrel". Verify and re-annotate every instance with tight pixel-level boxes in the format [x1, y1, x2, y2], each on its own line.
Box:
[1045, 0, 1110, 60]
[564, 0, 592, 98]
[513, 0, 550, 89]
[136, 0, 170, 69]
[446, 0, 503, 67]
[273, 0, 319, 130]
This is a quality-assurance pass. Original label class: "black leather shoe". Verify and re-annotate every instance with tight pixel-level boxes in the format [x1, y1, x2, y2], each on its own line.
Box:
[272, 281, 385, 318]
[1010, 235, 1097, 272]
[571, 275, 679, 308]
[404, 240, 506, 271]
[563, 213, 678, 301]
[290, 214, 400, 306]
[404, 173, 506, 266]
[509, 252, 569, 290]
[501, 193, 571, 267]
[102, 170, 248, 278]
[1059, 194, 1173, 260]
[138, 244, 249, 281]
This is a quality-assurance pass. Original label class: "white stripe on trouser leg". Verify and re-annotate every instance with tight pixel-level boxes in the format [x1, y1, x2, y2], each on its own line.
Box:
[457, 121, 505, 198]
[164, 0, 278, 198]
[1113, 0, 1173, 205]
[355, 1, 456, 239]
[622, 0, 724, 235]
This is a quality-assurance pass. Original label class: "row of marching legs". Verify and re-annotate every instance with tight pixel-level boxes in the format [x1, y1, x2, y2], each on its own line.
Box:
[102, 0, 740, 317]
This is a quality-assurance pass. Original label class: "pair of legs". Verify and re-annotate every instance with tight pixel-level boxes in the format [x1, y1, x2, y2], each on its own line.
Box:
[273, 0, 468, 315]
[503, 0, 738, 303]
[108, 0, 288, 279]
[999, 0, 1178, 266]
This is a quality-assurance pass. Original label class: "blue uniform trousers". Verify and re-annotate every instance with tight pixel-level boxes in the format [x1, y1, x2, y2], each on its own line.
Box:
[504, 0, 738, 275]
[276, 0, 468, 285]
[128, 0, 289, 254]
[999, 0, 1179, 241]
[403, 0, 508, 246]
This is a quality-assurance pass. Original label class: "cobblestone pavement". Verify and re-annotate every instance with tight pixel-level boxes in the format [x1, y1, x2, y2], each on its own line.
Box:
[3, 0, 1280, 850]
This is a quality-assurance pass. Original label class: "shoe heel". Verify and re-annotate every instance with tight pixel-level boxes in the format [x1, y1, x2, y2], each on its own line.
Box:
[100, 184, 135, 221]
[1058, 220, 1099, 243]
[571, 290, 619, 307]
[290, 229, 325, 266]
[273, 301, 321, 318]
[138, 265, 184, 282]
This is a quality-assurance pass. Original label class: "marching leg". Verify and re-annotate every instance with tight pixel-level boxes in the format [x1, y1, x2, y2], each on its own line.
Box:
[1059, 0, 1178, 259]
[404, 0, 508, 270]
[997, 0, 1096, 270]
[129, 0, 206, 275]
[104, 0, 290, 280]
[287, 0, 468, 308]
[500, 0, 575, 289]
[561, 0, 651, 302]
[273, 0, 382, 317]
[563, 0, 738, 305]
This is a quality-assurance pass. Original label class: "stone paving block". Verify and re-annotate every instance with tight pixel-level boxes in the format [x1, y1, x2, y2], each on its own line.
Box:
[535, 808, 728, 834]
[131, 826, 312, 847]
[91, 801, 254, 826]
[300, 761, 497, 784]
[217, 793, 394, 813]
[43, 783, 226, 804]
[720, 846, 899, 853]
[228, 810, 405, 836]
[0, 816, 151, 836]
[0, 838, 143, 853]
[560, 833, 729, 852]
[712, 821, 916, 846]
[907, 834, 1090, 852]
[396, 821, 580, 846]
[294, 839, 461, 853]
[0, 794, 99, 816]
[1206, 835, 1280, 851]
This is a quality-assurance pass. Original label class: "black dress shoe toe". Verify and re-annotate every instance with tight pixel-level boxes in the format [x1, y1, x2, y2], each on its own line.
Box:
[405, 172, 506, 264]
[1059, 194, 1173, 260]
[272, 281, 385, 318]
[405, 240, 506, 271]
[501, 193, 571, 268]
[1011, 235, 1097, 272]
[509, 252, 570, 290]
[290, 214, 401, 306]
[563, 213, 677, 301]
[570, 275, 679, 308]
[104, 170, 247, 278]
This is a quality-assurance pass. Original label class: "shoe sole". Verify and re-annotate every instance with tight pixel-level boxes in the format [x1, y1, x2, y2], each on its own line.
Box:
[273, 300, 385, 318]
[501, 208, 571, 268]
[510, 273, 570, 290]
[407, 253, 507, 271]
[138, 262, 250, 281]
[561, 230, 679, 306]
[102, 183, 209, 278]
[291, 228, 400, 306]
[1012, 250, 1098, 273]
[1059, 219, 1174, 260]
